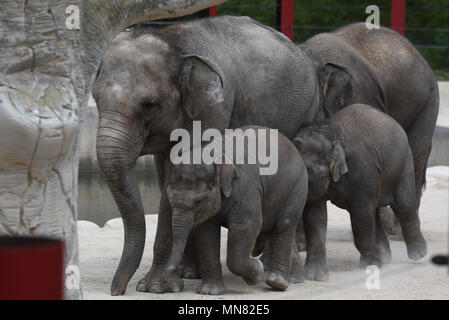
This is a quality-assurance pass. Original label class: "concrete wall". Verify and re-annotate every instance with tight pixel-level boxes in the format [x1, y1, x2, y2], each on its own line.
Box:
[429, 126, 449, 167]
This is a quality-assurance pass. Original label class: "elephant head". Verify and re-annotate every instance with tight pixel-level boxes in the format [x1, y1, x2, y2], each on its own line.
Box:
[92, 29, 227, 295]
[317, 62, 354, 117]
[293, 124, 348, 201]
[162, 160, 238, 280]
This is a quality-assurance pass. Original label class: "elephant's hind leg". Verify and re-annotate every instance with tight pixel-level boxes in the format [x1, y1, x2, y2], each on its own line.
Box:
[391, 162, 427, 261]
[407, 83, 439, 206]
[266, 182, 307, 289]
[349, 201, 382, 268]
[303, 200, 329, 281]
[375, 208, 392, 264]
[265, 228, 297, 290]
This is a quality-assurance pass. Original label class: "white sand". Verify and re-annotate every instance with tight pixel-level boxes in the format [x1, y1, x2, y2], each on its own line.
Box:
[79, 167, 449, 300]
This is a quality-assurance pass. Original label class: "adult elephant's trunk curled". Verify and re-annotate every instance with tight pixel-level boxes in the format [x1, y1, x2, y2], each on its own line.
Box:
[96, 111, 146, 296]
[163, 209, 196, 280]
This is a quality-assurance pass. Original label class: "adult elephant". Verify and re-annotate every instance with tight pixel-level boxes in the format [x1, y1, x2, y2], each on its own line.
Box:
[93, 16, 320, 295]
[298, 23, 439, 280]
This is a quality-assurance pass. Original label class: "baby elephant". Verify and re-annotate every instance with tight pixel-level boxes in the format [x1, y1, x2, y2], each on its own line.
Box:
[294, 104, 427, 275]
[163, 126, 308, 295]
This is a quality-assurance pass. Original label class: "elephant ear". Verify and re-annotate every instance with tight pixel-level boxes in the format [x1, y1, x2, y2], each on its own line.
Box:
[329, 141, 348, 182]
[180, 54, 225, 120]
[215, 162, 239, 198]
[318, 62, 354, 117]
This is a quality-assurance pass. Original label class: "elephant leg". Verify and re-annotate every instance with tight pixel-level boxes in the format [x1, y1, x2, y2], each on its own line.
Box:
[194, 219, 225, 295]
[349, 202, 382, 269]
[379, 206, 403, 240]
[177, 235, 200, 279]
[389, 101, 438, 242]
[265, 228, 297, 290]
[375, 208, 392, 264]
[303, 199, 329, 281]
[227, 203, 264, 286]
[391, 167, 427, 261]
[136, 192, 184, 293]
[136, 153, 184, 293]
[289, 242, 305, 284]
[257, 234, 273, 272]
[295, 217, 307, 252]
[265, 182, 306, 288]
[406, 87, 439, 205]
[262, 233, 304, 284]
[392, 206, 427, 261]
[227, 231, 264, 286]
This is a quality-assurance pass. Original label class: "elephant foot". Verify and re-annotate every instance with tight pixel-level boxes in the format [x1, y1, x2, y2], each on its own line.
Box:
[177, 262, 200, 279]
[359, 254, 382, 269]
[266, 272, 288, 290]
[297, 241, 307, 252]
[388, 220, 404, 241]
[110, 285, 127, 296]
[242, 258, 265, 286]
[305, 258, 329, 281]
[289, 267, 305, 284]
[197, 279, 225, 295]
[136, 272, 184, 294]
[296, 233, 307, 252]
[406, 237, 427, 261]
[110, 274, 131, 296]
[289, 247, 305, 283]
[378, 246, 392, 265]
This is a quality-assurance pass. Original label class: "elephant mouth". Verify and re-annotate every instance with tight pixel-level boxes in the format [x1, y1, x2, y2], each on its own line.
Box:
[170, 202, 194, 211]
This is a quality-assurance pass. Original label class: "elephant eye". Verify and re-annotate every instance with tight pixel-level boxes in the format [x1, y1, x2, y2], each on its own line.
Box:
[141, 101, 158, 110]
[195, 198, 206, 206]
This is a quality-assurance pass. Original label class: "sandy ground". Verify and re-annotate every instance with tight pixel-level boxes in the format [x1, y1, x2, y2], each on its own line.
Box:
[78, 166, 449, 300]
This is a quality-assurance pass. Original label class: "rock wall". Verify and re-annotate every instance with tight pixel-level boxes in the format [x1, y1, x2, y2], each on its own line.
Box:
[0, 0, 225, 299]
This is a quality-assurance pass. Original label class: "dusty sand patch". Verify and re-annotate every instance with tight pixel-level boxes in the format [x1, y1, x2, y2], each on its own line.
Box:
[79, 167, 449, 300]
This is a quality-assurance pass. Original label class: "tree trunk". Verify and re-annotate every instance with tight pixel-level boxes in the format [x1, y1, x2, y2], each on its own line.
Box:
[0, 0, 225, 299]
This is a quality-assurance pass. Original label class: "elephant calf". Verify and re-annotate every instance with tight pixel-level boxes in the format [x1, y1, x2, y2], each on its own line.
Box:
[293, 104, 427, 276]
[162, 126, 308, 294]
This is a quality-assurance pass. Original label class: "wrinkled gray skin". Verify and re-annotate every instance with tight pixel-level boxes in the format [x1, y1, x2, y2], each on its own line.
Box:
[297, 22, 439, 263]
[294, 104, 427, 279]
[163, 127, 308, 295]
[92, 16, 319, 295]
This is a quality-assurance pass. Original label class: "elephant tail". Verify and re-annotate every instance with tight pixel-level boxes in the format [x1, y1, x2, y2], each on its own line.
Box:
[416, 78, 440, 195]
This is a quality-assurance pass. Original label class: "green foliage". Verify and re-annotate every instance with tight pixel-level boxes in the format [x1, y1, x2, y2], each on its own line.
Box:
[405, 0, 449, 70]
[218, 0, 278, 26]
[215, 0, 449, 70]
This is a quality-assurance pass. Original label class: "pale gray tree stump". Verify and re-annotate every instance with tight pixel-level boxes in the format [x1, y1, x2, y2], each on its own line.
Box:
[0, 0, 225, 299]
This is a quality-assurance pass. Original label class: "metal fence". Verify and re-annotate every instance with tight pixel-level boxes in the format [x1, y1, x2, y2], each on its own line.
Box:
[141, 1, 449, 70]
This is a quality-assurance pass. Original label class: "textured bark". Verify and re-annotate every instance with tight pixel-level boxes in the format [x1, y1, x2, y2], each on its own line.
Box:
[0, 0, 225, 299]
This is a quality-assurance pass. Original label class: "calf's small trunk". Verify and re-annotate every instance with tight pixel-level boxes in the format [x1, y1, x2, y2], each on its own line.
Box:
[163, 209, 196, 279]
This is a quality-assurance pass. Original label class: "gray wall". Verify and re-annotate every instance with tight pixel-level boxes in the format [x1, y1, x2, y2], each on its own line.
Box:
[428, 126, 449, 167]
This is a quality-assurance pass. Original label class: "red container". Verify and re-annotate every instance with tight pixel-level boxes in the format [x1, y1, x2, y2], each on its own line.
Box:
[0, 237, 64, 300]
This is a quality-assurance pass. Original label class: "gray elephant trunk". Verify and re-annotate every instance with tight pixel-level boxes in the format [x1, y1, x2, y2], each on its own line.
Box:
[163, 208, 196, 279]
[96, 111, 146, 295]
